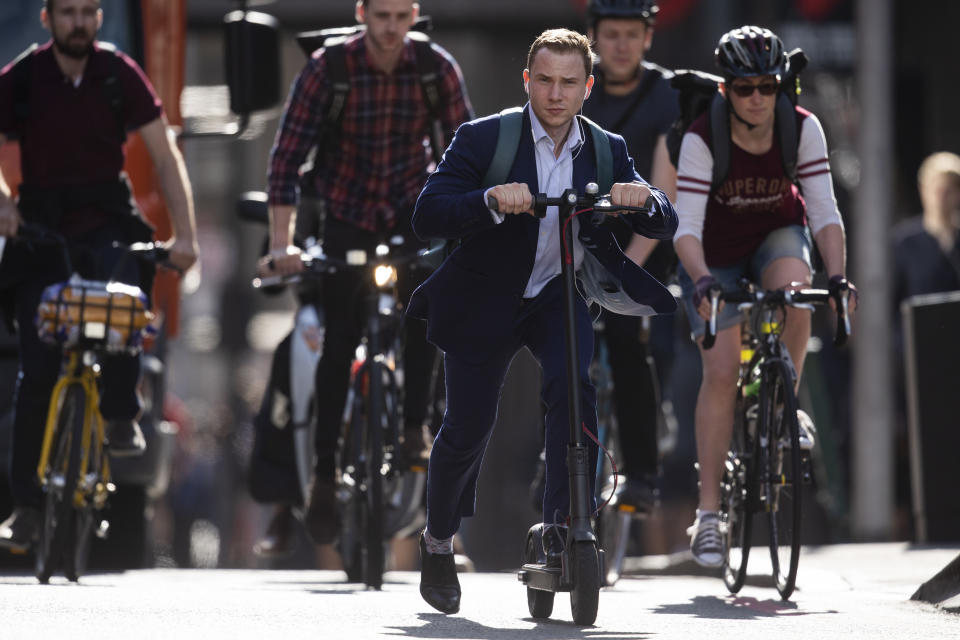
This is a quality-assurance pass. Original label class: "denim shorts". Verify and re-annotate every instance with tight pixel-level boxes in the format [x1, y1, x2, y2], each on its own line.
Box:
[678, 225, 813, 338]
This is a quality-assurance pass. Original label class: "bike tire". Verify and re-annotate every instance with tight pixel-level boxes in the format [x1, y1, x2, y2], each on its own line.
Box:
[363, 361, 387, 590]
[340, 375, 367, 584]
[524, 530, 554, 619]
[761, 358, 802, 600]
[569, 541, 600, 626]
[598, 509, 630, 587]
[65, 418, 102, 582]
[36, 383, 85, 584]
[722, 394, 757, 593]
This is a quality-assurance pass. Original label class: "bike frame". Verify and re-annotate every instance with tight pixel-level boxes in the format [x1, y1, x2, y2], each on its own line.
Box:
[36, 351, 112, 511]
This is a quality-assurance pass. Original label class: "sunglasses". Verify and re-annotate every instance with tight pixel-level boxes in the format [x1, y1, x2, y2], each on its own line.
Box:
[730, 81, 779, 97]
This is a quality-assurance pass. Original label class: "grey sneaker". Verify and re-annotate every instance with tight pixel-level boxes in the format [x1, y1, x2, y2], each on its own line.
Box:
[687, 511, 724, 568]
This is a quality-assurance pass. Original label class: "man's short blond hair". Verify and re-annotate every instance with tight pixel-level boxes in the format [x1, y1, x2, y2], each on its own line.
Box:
[918, 151, 960, 189]
[527, 28, 595, 78]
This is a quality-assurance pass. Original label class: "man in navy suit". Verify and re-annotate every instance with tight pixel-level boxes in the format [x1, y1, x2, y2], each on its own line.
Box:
[408, 28, 678, 614]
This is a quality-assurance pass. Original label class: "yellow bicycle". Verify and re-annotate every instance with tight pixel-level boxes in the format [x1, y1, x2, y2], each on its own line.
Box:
[27, 230, 167, 583]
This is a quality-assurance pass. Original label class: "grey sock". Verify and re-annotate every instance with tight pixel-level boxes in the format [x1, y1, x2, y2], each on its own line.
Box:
[424, 529, 454, 555]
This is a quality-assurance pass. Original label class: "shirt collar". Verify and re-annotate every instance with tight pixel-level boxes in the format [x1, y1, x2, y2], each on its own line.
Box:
[528, 105, 583, 154]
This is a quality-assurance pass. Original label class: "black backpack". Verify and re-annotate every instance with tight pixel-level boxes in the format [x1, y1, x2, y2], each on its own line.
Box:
[665, 48, 808, 191]
[294, 17, 445, 164]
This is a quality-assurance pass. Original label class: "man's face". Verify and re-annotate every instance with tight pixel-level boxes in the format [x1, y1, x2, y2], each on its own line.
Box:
[357, 0, 418, 58]
[923, 173, 960, 223]
[524, 48, 593, 134]
[724, 75, 779, 127]
[43, 0, 101, 60]
[591, 18, 652, 82]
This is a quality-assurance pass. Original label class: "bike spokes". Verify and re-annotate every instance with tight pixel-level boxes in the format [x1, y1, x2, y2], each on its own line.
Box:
[763, 360, 802, 599]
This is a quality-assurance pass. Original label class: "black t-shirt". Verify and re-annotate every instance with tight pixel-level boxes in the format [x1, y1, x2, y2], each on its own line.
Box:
[582, 60, 679, 280]
[582, 60, 678, 180]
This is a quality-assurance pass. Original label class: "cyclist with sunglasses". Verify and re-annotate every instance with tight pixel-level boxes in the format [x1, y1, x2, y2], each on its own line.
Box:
[672, 26, 855, 567]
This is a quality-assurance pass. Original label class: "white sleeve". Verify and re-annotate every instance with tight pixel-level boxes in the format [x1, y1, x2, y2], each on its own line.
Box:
[796, 112, 843, 235]
[674, 132, 713, 242]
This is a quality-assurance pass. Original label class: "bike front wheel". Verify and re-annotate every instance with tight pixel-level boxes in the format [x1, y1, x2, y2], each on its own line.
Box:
[761, 358, 802, 600]
[36, 383, 85, 584]
[722, 394, 757, 593]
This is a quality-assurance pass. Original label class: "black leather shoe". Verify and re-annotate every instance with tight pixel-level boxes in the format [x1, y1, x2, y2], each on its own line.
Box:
[253, 506, 296, 558]
[106, 419, 147, 457]
[304, 476, 339, 544]
[542, 525, 567, 569]
[419, 533, 460, 614]
[0, 507, 40, 552]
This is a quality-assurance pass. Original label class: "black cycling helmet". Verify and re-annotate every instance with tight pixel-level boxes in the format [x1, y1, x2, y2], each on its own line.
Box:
[715, 25, 787, 81]
[587, 0, 659, 25]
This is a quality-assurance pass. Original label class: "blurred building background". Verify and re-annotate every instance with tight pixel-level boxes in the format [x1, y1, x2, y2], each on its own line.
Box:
[2, 0, 959, 571]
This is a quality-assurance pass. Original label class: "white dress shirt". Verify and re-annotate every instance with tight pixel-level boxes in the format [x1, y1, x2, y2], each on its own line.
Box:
[486, 109, 587, 299]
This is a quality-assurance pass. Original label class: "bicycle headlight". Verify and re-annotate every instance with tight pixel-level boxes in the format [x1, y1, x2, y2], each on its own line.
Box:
[374, 264, 398, 288]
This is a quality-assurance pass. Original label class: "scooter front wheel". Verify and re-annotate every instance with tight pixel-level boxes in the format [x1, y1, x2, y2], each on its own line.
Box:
[569, 540, 600, 625]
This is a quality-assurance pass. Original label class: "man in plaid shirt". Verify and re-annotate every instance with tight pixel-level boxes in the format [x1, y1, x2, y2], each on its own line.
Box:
[261, 0, 472, 548]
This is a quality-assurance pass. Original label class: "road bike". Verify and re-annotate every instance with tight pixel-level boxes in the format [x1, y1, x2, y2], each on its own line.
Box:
[252, 230, 440, 589]
[703, 278, 852, 599]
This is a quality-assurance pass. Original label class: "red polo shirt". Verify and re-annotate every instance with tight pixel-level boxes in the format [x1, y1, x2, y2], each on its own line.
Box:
[0, 40, 163, 186]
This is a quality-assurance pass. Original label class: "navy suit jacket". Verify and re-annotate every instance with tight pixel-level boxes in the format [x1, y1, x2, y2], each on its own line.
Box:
[408, 105, 678, 361]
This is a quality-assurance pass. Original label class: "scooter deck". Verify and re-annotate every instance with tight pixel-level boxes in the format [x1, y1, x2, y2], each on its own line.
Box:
[518, 563, 570, 592]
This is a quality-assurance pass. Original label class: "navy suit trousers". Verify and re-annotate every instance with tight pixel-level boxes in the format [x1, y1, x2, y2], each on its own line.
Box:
[425, 276, 599, 539]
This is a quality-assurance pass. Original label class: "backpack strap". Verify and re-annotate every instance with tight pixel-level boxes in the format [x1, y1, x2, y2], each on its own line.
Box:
[321, 37, 351, 137]
[708, 94, 730, 189]
[97, 43, 128, 143]
[578, 115, 613, 194]
[482, 107, 523, 188]
[775, 95, 799, 185]
[11, 44, 38, 125]
[408, 31, 445, 164]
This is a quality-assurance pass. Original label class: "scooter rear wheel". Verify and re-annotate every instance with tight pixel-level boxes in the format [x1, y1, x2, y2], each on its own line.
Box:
[569, 541, 600, 625]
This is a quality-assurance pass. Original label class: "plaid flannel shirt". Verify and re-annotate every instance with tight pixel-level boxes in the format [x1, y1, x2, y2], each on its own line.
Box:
[267, 33, 472, 232]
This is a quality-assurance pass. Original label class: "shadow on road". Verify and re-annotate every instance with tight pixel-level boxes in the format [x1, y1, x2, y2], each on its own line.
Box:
[383, 612, 652, 639]
[653, 594, 838, 619]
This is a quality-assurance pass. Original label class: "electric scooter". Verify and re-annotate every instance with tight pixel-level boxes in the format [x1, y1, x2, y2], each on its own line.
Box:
[489, 183, 654, 625]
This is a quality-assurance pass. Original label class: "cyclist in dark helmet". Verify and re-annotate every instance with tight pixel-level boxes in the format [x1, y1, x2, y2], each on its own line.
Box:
[673, 25, 856, 567]
[572, 0, 679, 515]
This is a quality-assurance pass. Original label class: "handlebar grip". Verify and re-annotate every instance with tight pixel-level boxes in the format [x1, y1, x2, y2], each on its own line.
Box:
[834, 291, 851, 347]
[486, 194, 546, 219]
[701, 289, 722, 350]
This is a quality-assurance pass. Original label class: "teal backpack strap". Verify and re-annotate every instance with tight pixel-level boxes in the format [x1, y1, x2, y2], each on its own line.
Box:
[579, 115, 613, 193]
[482, 107, 524, 188]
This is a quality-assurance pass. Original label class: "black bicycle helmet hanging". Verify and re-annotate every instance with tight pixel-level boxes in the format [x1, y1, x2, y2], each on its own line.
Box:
[587, 0, 659, 24]
[714, 25, 788, 81]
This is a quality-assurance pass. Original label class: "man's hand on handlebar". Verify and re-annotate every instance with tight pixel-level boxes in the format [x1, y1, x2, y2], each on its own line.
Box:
[0, 198, 22, 238]
[258, 245, 304, 277]
[609, 182, 653, 213]
[164, 236, 199, 272]
[486, 183, 534, 216]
